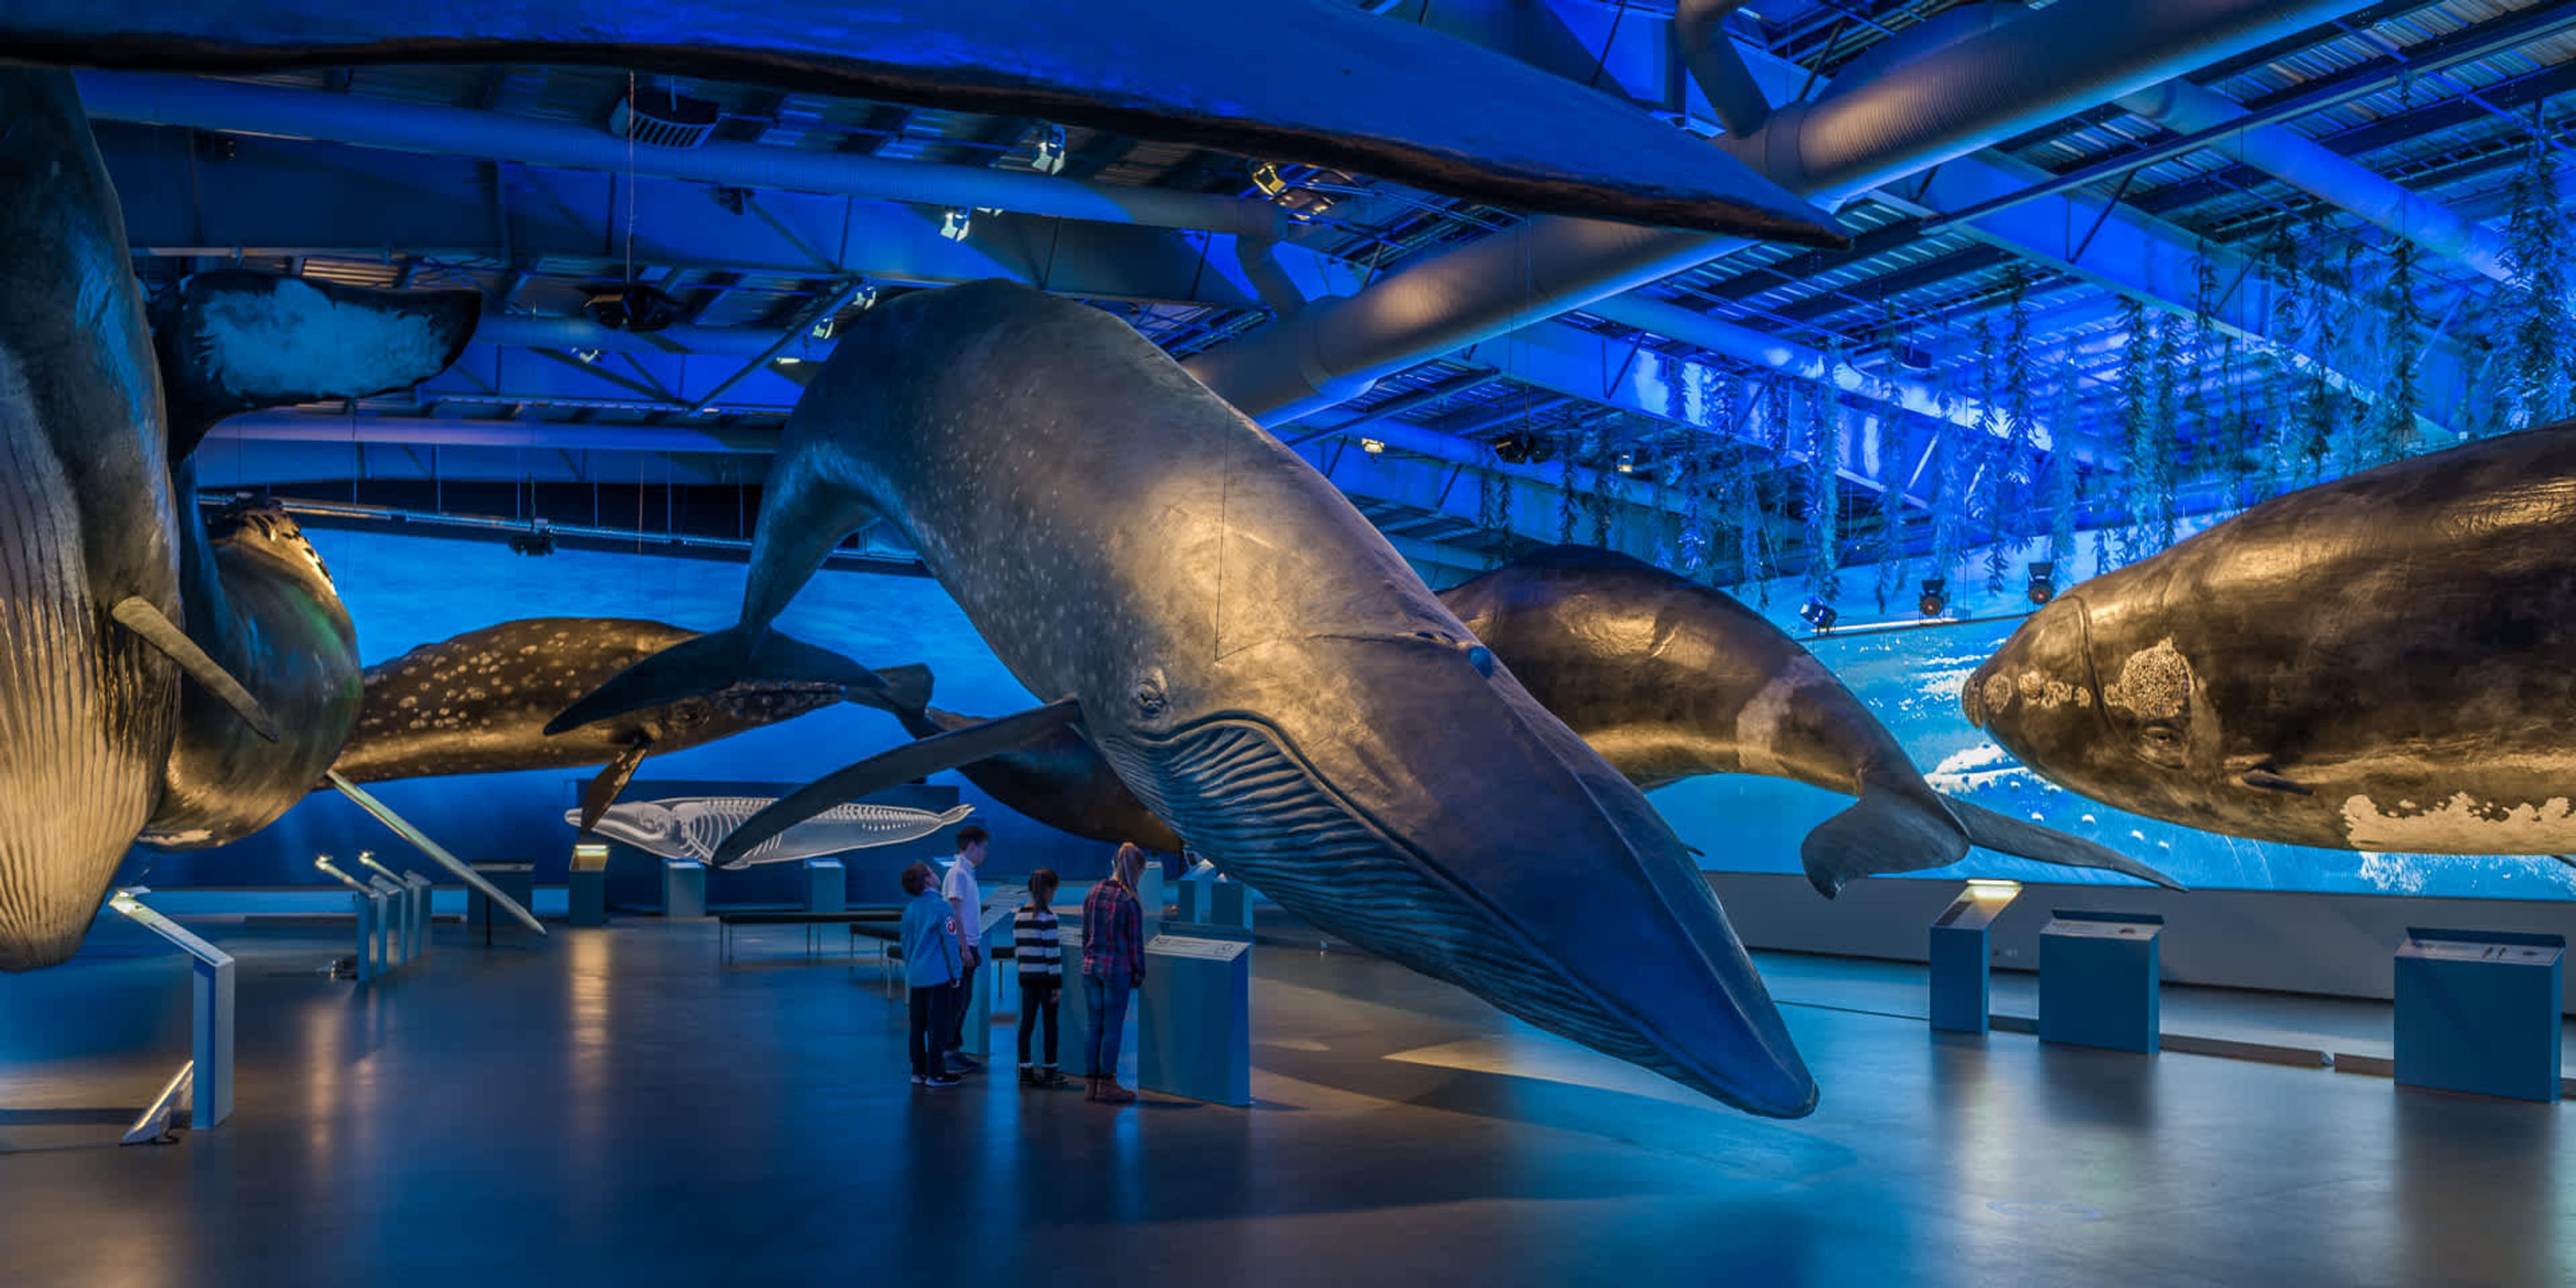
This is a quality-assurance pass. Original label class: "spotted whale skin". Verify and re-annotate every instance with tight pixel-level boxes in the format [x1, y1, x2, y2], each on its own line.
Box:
[1967, 423, 2576, 857]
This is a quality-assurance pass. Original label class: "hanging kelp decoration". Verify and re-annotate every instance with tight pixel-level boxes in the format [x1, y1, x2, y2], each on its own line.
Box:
[1556, 429, 1580, 544]
[1585, 423, 1617, 549]
[2148, 311, 2181, 550]
[1475, 451, 1511, 567]
[2184, 249, 2216, 493]
[2110, 295, 2150, 566]
[1800, 370, 1841, 606]
[2369, 235, 2424, 468]
[2045, 366, 2080, 565]
[2001, 268, 2039, 533]
[2501, 127, 2571, 431]
[1970, 315, 2010, 594]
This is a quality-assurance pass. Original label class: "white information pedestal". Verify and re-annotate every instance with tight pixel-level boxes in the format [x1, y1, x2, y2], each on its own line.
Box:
[106, 892, 233, 1136]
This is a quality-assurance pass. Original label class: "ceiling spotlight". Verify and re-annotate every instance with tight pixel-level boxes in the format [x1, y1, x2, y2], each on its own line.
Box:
[773, 355, 804, 366]
[1032, 123, 1069, 175]
[1798, 596, 1838, 633]
[1894, 344, 1934, 374]
[582, 283, 683, 333]
[810, 315, 835, 342]
[1918, 578, 1948, 619]
[939, 207, 973, 241]
[508, 519, 557, 557]
[2026, 561, 2057, 606]
[572, 347, 602, 365]
[1616, 452, 1635, 474]
[1493, 430, 1556, 466]
[1249, 160, 1290, 200]
[850, 280, 881, 313]
[1360, 437, 1387, 455]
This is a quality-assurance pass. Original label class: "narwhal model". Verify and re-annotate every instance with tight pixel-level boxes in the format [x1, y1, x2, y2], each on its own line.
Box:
[0, 70, 536, 968]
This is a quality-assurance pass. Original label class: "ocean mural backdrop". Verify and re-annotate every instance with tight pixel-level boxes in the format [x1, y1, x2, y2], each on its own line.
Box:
[129, 526, 2576, 902]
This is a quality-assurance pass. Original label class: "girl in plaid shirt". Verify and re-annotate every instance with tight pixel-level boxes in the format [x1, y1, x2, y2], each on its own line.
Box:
[1081, 843, 1148, 1104]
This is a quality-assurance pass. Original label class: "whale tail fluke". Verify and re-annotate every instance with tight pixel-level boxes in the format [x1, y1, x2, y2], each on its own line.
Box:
[1801, 771, 1973, 898]
[546, 625, 885, 735]
[847, 663, 934, 717]
[1949, 800, 2187, 890]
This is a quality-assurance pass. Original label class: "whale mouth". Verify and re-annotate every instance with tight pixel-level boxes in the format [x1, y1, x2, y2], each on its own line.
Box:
[1097, 713, 1815, 1117]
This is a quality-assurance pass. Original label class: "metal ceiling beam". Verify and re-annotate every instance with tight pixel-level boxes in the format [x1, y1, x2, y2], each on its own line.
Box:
[75, 70, 1301, 240]
[96, 125, 1263, 309]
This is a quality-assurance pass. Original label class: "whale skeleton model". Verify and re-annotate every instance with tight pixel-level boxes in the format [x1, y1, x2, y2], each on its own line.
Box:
[1968, 423, 2576, 862]
[553, 280, 1819, 1117]
[573, 798, 975, 867]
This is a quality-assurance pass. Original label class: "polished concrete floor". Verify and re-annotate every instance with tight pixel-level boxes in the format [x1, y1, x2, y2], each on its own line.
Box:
[3, 917, 2569, 1287]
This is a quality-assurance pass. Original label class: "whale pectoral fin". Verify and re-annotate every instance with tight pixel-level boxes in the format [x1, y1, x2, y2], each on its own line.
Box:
[548, 625, 884, 735]
[1947, 800, 2189, 892]
[578, 740, 654, 835]
[325, 771, 545, 934]
[711, 698, 1082, 868]
[2241, 767, 2314, 796]
[110, 597, 278, 741]
[1800, 773, 1972, 898]
[846, 663, 934, 717]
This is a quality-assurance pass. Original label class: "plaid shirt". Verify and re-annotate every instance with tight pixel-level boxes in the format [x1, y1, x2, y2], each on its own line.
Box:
[1080, 877, 1145, 984]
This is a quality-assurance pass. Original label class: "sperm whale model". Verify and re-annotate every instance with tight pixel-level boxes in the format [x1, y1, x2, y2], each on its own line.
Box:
[334, 616, 902, 832]
[877, 547, 2176, 892]
[573, 797, 974, 867]
[1444, 546, 2180, 895]
[3, 1, 1848, 244]
[1966, 425, 2576, 857]
[553, 280, 1815, 1116]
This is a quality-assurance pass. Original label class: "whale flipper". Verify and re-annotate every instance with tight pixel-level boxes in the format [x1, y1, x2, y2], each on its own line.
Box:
[109, 597, 278, 741]
[1801, 771, 1973, 898]
[711, 698, 1083, 868]
[849, 663, 934, 718]
[577, 739, 653, 836]
[326, 771, 545, 934]
[154, 271, 480, 460]
[546, 624, 885, 735]
[1947, 800, 2187, 890]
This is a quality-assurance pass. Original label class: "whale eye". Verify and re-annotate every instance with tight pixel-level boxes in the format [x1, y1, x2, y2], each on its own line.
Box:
[1133, 669, 1168, 719]
[2133, 722, 2188, 769]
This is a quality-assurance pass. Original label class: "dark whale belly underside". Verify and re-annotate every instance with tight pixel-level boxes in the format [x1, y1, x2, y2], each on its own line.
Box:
[1098, 716, 1685, 1085]
[0, 419, 169, 970]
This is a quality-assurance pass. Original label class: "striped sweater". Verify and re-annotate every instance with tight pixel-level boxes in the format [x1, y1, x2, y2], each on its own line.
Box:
[1013, 904, 1062, 983]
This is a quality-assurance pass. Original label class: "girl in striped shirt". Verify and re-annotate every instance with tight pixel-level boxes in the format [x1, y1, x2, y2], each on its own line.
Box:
[1014, 869, 1068, 1087]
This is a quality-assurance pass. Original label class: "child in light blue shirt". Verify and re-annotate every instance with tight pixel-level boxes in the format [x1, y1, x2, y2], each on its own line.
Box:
[899, 862, 963, 1087]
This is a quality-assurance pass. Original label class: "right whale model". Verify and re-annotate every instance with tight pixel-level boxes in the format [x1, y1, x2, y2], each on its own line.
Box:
[553, 281, 1816, 1117]
[1967, 425, 2576, 857]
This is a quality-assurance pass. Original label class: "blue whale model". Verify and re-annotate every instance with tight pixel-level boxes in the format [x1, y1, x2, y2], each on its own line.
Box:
[553, 281, 1817, 1116]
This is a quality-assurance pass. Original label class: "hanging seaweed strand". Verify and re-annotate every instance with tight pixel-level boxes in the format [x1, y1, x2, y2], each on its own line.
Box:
[1801, 360, 1842, 605]
[2501, 123, 2572, 431]
[2046, 364, 2080, 566]
[2112, 295, 2151, 564]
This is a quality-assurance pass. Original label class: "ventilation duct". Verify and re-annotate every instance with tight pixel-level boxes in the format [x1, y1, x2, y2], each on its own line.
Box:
[609, 89, 720, 150]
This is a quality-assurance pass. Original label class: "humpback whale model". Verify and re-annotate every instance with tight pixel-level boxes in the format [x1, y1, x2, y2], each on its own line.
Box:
[0, 70, 547, 963]
[553, 280, 1816, 1116]
[1966, 425, 2576, 857]
[882, 547, 2175, 892]
[574, 797, 974, 867]
[334, 616, 902, 833]
[1445, 547, 2179, 895]
[1, 1, 1848, 242]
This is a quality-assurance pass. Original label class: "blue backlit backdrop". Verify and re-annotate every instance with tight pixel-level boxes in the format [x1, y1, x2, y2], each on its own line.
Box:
[135, 527, 2576, 902]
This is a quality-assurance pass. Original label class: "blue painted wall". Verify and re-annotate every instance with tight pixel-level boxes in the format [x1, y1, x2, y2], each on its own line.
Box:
[132, 527, 2576, 902]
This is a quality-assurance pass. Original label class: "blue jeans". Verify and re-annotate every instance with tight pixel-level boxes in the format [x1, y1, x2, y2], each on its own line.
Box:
[1084, 973, 1132, 1079]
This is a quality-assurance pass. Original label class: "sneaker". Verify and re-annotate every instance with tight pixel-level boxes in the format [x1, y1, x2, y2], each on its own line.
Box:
[1038, 1068, 1070, 1088]
[949, 1053, 983, 1071]
[1019, 1065, 1042, 1087]
[925, 1073, 962, 1088]
[910, 1073, 927, 1085]
[1096, 1082, 1137, 1105]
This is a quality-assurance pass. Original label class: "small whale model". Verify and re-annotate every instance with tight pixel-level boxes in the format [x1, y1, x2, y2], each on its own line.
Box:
[553, 281, 1817, 1117]
[1444, 546, 2179, 895]
[333, 617, 900, 833]
[1967, 424, 2576, 857]
[573, 797, 975, 866]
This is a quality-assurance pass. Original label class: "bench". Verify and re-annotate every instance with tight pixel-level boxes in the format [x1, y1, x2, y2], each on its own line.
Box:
[715, 909, 900, 963]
